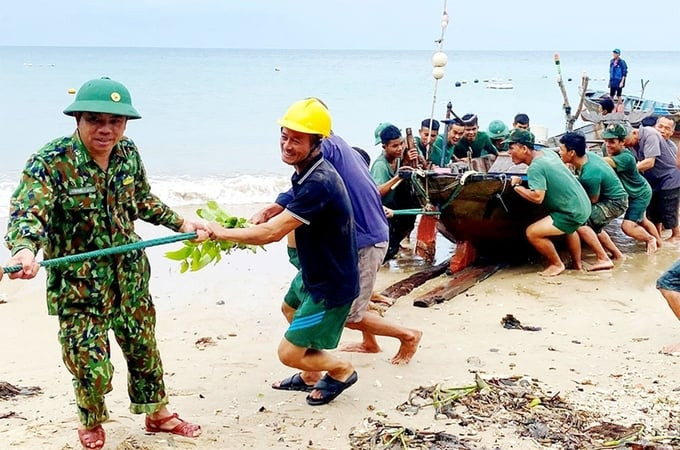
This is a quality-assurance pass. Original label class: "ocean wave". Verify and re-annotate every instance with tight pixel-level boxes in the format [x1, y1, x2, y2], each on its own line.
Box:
[0, 173, 291, 219]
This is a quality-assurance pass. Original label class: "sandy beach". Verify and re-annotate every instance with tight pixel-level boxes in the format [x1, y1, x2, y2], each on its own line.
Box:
[1, 204, 680, 449]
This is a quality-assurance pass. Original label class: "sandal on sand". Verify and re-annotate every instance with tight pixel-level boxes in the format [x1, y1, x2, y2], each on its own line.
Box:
[306, 371, 358, 406]
[272, 372, 315, 392]
[78, 424, 105, 450]
[145, 412, 201, 437]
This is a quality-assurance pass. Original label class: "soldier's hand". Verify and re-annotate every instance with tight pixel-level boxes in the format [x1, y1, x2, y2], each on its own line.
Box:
[180, 219, 209, 241]
[6, 248, 39, 280]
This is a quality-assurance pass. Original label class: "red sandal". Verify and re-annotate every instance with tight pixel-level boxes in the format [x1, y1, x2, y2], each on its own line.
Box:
[78, 424, 105, 449]
[145, 412, 201, 437]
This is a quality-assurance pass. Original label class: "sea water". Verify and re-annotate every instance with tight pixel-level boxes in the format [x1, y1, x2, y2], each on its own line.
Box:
[1, 46, 678, 217]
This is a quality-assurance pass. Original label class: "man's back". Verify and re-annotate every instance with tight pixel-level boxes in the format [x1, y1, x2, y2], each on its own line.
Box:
[637, 127, 680, 191]
[579, 151, 628, 202]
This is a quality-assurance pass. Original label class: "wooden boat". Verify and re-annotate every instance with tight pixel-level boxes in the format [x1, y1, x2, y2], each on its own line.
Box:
[409, 154, 548, 254]
[583, 89, 680, 117]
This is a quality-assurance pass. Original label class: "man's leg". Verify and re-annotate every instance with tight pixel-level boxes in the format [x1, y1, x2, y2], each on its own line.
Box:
[597, 229, 624, 260]
[526, 216, 568, 276]
[59, 312, 112, 446]
[657, 260, 680, 353]
[345, 313, 422, 364]
[621, 219, 657, 254]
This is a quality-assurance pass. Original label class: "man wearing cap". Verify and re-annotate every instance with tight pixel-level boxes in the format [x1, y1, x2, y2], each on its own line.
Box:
[559, 132, 628, 270]
[207, 98, 360, 406]
[626, 120, 680, 243]
[415, 118, 444, 162]
[609, 49, 628, 100]
[4, 77, 206, 448]
[453, 113, 498, 160]
[487, 120, 510, 152]
[507, 129, 591, 277]
[371, 125, 421, 261]
[601, 123, 661, 253]
[431, 117, 465, 166]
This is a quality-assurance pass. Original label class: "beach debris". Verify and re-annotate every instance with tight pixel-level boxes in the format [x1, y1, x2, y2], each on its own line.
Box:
[413, 264, 502, 308]
[349, 417, 472, 450]
[0, 293, 6, 304]
[165, 201, 261, 273]
[0, 381, 42, 400]
[500, 314, 542, 331]
[373, 374, 680, 449]
[0, 411, 26, 420]
[194, 336, 216, 350]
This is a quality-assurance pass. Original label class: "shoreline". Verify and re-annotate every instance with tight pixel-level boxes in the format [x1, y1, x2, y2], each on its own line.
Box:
[1, 205, 680, 448]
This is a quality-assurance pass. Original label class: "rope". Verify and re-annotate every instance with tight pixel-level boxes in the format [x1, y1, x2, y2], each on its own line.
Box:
[2, 232, 198, 274]
[391, 208, 441, 216]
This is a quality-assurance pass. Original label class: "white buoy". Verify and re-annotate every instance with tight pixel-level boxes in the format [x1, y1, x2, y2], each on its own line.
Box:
[431, 51, 448, 68]
[67, 88, 76, 94]
[432, 67, 445, 80]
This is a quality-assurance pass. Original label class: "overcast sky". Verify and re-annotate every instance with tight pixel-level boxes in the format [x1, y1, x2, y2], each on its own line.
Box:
[1, 0, 677, 51]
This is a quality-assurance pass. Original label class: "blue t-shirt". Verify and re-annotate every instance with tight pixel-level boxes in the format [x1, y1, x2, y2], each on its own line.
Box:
[286, 154, 359, 308]
[277, 133, 388, 249]
[609, 58, 628, 82]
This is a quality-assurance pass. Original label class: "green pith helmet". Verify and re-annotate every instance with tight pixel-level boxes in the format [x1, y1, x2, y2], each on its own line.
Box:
[487, 120, 509, 139]
[63, 77, 141, 119]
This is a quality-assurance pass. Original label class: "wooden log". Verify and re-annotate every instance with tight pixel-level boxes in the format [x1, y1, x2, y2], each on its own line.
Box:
[380, 259, 450, 299]
[413, 264, 502, 308]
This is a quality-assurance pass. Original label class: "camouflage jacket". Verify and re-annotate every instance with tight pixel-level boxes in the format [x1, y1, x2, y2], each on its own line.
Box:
[5, 132, 184, 316]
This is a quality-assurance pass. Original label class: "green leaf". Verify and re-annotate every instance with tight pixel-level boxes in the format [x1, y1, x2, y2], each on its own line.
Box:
[180, 260, 189, 273]
[165, 245, 193, 261]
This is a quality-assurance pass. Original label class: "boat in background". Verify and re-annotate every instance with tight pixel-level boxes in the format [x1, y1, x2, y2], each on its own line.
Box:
[583, 89, 680, 117]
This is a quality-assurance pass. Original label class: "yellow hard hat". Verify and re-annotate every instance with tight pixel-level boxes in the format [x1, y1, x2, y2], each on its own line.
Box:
[277, 98, 332, 138]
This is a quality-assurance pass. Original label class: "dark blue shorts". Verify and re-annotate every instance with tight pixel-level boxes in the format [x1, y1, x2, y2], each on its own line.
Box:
[657, 260, 680, 291]
[648, 188, 680, 229]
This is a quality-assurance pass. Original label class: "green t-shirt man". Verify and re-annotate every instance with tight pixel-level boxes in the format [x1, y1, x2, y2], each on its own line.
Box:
[453, 131, 498, 159]
[578, 151, 628, 202]
[370, 153, 397, 207]
[527, 149, 591, 233]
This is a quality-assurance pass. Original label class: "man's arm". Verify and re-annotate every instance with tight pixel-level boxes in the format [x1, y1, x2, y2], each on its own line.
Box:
[208, 210, 302, 246]
[637, 157, 655, 172]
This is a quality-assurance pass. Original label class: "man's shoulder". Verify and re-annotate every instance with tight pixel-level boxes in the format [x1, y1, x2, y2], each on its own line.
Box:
[34, 136, 75, 161]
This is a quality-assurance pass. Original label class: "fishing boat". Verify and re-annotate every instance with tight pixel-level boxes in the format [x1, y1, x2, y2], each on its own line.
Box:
[583, 89, 680, 117]
[408, 154, 546, 255]
[409, 124, 601, 258]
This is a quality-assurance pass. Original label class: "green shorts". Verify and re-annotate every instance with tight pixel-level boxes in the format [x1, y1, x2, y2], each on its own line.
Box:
[284, 275, 351, 350]
[550, 211, 587, 234]
[624, 192, 651, 223]
[587, 197, 627, 233]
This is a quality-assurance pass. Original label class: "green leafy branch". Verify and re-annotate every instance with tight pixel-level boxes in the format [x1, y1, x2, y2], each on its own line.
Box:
[165, 201, 262, 272]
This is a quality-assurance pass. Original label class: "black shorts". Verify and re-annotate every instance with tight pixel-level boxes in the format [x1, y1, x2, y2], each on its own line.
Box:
[648, 187, 680, 229]
[609, 81, 623, 97]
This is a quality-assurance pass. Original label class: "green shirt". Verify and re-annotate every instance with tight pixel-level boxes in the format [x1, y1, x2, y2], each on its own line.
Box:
[578, 151, 628, 202]
[453, 131, 498, 159]
[527, 149, 591, 233]
[416, 134, 445, 165]
[5, 132, 184, 316]
[610, 148, 651, 201]
[370, 153, 397, 207]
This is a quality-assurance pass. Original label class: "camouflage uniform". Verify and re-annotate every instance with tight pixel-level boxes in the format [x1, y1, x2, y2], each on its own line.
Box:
[5, 132, 184, 428]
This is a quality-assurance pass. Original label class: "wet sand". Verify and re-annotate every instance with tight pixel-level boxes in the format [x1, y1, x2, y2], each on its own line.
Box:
[1, 206, 679, 449]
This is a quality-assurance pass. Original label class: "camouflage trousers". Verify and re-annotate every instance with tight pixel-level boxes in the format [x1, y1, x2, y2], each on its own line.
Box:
[58, 296, 168, 428]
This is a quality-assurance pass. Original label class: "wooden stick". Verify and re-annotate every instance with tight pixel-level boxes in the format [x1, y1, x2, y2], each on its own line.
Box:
[412, 264, 502, 308]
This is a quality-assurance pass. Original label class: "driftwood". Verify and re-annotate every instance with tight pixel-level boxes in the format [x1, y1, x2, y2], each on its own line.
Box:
[379, 259, 450, 299]
[413, 264, 502, 308]
[554, 53, 589, 131]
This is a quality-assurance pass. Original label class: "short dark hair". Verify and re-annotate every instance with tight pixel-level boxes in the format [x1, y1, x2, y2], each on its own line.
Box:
[420, 118, 440, 131]
[559, 132, 587, 156]
[599, 98, 615, 114]
[461, 113, 478, 127]
[513, 113, 530, 126]
[641, 116, 658, 127]
[352, 146, 371, 167]
[380, 124, 402, 144]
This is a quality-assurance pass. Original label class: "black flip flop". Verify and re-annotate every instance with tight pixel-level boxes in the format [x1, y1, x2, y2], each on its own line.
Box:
[306, 371, 358, 405]
[272, 372, 315, 392]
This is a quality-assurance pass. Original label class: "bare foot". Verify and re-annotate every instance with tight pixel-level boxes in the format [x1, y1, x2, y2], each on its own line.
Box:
[661, 342, 680, 355]
[339, 341, 381, 353]
[665, 236, 680, 245]
[539, 263, 565, 277]
[587, 259, 614, 271]
[646, 238, 658, 255]
[370, 292, 395, 306]
[390, 330, 423, 365]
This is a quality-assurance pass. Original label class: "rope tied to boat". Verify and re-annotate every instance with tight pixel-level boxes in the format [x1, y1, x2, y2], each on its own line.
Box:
[2, 232, 198, 273]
